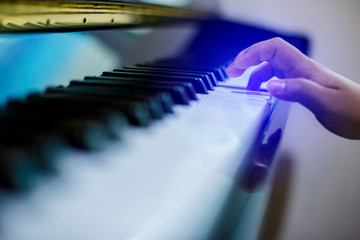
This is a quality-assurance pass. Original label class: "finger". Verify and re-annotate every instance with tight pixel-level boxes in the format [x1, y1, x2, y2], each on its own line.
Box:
[267, 78, 334, 113]
[234, 38, 307, 76]
[247, 62, 285, 90]
[225, 63, 246, 77]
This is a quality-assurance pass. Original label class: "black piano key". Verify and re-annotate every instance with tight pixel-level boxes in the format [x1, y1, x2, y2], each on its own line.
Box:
[11, 94, 129, 131]
[100, 111, 128, 140]
[124, 65, 219, 87]
[155, 57, 228, 76]
[94, 75, 197, 101]
[77, 78, 190, 105]
[219, 66, 228, 79]
[32, 136, 70, 173]
[102, 70, 208, 94]
[113, 68, 214, 91]
[138, 62, 226, 81]
[181, 63, 227, 81]
[6, 98, 126, 143]
[69, 84, 175, 114]
[0, 108, 112, 151]
[46, 86, 165, 120]
[156, 57, 227, 69]
[0, 134, 68, 175]
[96, 72, 200, 100]
[87, 75, 197, 102]
[5, 120, 109, 151]
[23, 93, 153, 127]
[0, 149, 39, 191]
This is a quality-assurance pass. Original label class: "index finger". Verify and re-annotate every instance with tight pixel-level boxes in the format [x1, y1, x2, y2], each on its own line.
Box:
[234, 37, 308, 76]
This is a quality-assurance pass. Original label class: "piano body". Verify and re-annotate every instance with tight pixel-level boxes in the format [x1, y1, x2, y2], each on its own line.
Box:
[0, 1, 309, 239]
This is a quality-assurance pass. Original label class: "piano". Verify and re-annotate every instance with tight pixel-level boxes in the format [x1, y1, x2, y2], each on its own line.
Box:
[0, 1, 309, 239]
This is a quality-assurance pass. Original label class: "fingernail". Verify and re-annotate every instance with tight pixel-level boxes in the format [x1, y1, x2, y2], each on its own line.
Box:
[236, 48, 247, 59]
[239, 47, 249, 57]
[234, 60, 247, 69]
[267, 80, 285, 94]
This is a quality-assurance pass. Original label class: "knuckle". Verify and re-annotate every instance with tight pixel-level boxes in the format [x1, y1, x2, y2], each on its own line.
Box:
[271, 37, 285, 45]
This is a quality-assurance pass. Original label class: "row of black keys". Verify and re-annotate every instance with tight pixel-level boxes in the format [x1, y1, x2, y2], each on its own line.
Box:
[0, 59, 228, 191]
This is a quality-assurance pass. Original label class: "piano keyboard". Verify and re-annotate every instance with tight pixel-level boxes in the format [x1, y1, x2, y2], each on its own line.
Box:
[0, 55, 280, 240]
[0, 56, 230, 189]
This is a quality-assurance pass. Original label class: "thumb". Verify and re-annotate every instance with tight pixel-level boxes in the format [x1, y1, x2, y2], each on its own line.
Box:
[267, 78, 331, 113]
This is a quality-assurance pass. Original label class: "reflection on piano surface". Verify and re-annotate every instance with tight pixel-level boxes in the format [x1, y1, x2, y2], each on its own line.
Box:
[0, 1, 309, 239]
